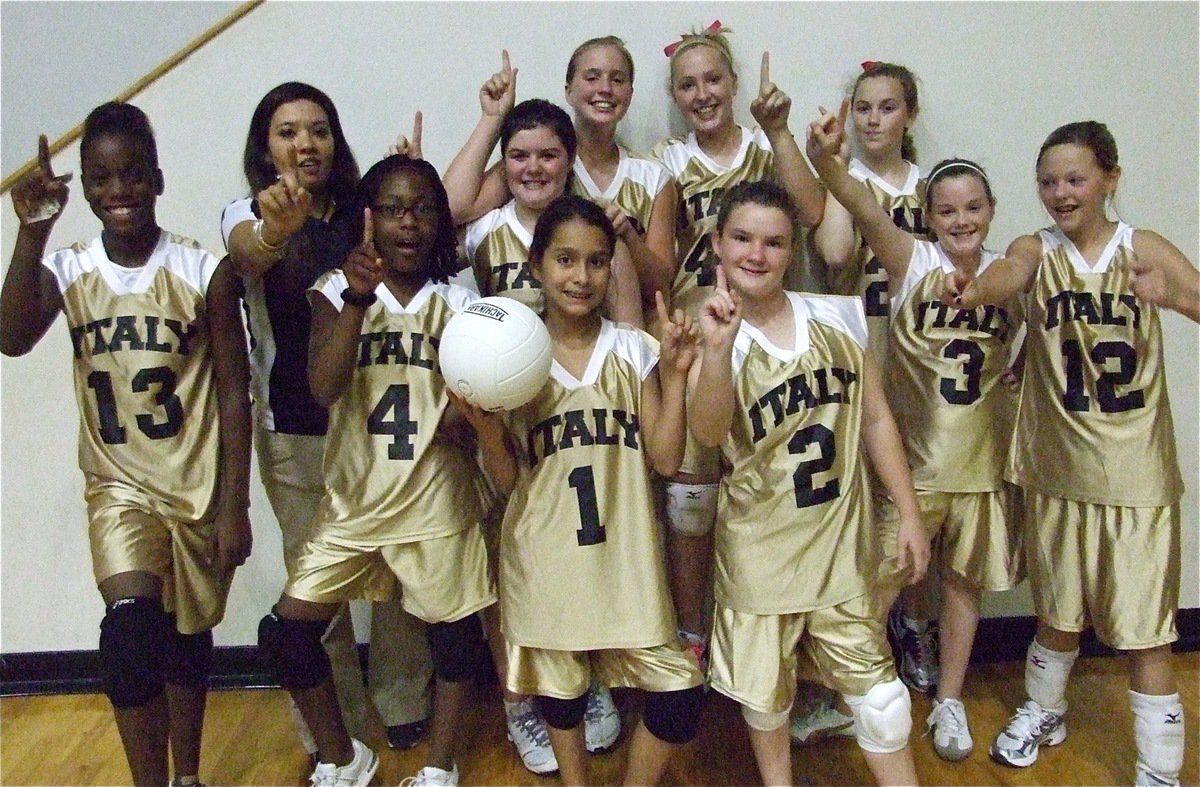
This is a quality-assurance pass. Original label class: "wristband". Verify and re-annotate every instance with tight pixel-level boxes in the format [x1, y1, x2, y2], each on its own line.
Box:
[341, 287, 377, 308]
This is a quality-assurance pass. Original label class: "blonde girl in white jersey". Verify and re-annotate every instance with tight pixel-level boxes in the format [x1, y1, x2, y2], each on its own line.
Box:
[653, 21, 826, 669]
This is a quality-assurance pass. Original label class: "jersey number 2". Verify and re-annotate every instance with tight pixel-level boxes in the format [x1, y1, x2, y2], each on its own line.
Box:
[789, 423, 839, 508]
[87, 367, 184, 444]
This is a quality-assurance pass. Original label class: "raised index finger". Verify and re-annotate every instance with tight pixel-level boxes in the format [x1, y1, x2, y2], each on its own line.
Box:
[837, 97, 850, 131]
[37, 134, 53, 176]
[362, 206, 374, 247]
[501, 49, 512, 77]
[759, 52, 771, 95]
[412, 111, 423, 149]
[715, 262, 729, 293]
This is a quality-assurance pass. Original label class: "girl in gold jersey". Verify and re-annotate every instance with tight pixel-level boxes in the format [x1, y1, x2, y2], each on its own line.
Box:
[258, 155, 494, 787]
[947, 121, 1196, 785]
[440, 39, 677, 328]
[459, 195, 704, 786]
[654, 20, 827, 684]
[810, 104, 1024, 763]
[444, 53, 642, 328]
[691, 180, 928, 786]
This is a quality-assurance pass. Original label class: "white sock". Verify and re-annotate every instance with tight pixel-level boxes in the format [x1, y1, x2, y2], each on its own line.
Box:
[1024, 640, 1076, 713]
[1130, 690, 1184, 782]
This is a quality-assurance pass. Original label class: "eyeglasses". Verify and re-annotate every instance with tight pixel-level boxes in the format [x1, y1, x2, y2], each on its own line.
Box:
[372, 201, 439, 220]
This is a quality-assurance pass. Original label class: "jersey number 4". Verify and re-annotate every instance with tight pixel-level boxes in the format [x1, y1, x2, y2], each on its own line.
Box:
[368, 384, 418, 459]
[87, 367, 184, 444]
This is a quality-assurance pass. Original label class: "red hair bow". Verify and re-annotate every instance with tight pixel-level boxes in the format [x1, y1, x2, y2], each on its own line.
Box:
[861, 60, 882, 72]
[664, 19, 723, 57]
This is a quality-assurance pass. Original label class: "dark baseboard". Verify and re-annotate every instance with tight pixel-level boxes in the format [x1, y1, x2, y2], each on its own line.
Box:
[3, 609, 1197, 697]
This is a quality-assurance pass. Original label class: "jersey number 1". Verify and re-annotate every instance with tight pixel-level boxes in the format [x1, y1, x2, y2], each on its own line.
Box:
[568, 465, 606, 546]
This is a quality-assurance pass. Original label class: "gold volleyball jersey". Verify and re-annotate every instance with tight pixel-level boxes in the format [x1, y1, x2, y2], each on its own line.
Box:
[820, 159, 930, 365]
[462, 201, 542, 311]
[500, 320, 676, 650]
[653, 126, 776, 316]
[571, 146, 671, 240]
[1008, 223, 1182, 506]
[43, 232, 222, 522]
[715, 293, 874, 614]
[308, 274, 487, 544]
[887, 241, 1018, 492]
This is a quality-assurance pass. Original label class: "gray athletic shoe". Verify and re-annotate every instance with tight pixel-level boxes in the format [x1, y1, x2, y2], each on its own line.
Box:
[989, 700, 1066, 767]
[584, 684, 621, 753]
[927, 697, 973, 761]
[790, 697, 856, 745]
[888, 608, 939, 694]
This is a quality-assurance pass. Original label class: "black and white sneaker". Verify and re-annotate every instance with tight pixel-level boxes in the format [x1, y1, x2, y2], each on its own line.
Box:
[888, 608, 939, 694]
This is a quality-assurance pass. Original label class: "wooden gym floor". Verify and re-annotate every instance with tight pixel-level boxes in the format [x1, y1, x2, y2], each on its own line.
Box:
[1, 652, 1196, 785]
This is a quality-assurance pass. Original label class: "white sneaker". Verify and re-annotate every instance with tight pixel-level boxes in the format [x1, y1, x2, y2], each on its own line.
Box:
[927, 697, 974, 761]
[505, 698, 559, 775]
[989, 699, 1066, 767]
[309, 738, 379, 787]
[584, 684, 621, 753]
[399, 763, 460, 786]
[789, 696, 855, 745]
[1135, 765, 1181, 787]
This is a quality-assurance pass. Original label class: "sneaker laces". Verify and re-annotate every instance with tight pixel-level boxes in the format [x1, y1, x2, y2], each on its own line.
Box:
[928, 699, 968, 737]
[1005, 702, 1054, 739]
[912, 626, 938, 674]
[510, 704, 552, 748]
[309, 763, 337, 787]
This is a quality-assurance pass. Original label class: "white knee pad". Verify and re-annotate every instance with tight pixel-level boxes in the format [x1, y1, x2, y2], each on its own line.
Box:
[741, 704, 791, 732]
[665, 482, 718, 536]
[845, 678, 911, 754]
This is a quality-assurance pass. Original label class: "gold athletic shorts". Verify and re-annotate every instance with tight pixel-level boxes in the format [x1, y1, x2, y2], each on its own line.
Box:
[286, 524, 496, 624]
[506, 639, 704, 699]
[876, 486, 1024, 594]
[1026, 492, 1179, 650]
[709, 593, 896, 713]
[86, 473, 231, 634]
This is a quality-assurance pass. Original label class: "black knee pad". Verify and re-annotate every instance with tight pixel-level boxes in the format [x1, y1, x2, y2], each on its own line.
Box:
[257, 612, 331, 691]
[162, 623, 213, 688]
[427, 614, 483, 683]
[643, 685, 705, 744]
[98, 596, 170, 709]
[535, 693, 588, 730]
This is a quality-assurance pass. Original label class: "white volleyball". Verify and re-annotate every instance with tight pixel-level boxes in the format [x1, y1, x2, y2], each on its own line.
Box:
[439, 296, 552, 411]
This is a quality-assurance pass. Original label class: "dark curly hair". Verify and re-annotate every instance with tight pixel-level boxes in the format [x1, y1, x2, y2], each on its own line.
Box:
[352, 155, 460, 283]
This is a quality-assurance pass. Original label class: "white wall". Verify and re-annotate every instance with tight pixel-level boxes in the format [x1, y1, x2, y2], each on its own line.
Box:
[0, 0, 242, 177]
[2, 1, 1196, 651]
